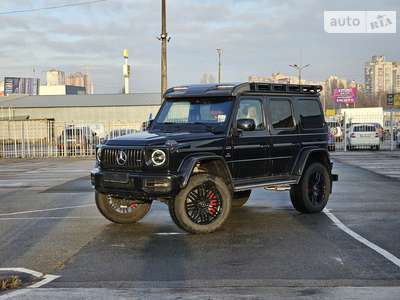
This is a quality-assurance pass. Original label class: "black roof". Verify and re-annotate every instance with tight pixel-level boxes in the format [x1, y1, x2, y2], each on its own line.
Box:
[164, 82, 323, 99]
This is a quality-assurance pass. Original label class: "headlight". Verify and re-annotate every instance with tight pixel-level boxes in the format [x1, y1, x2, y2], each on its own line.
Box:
[96, 147, 102, 162]
[151, 149, 166, 166]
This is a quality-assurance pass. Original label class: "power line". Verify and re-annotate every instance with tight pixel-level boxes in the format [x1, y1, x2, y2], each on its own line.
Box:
[0, 0, 110, 15]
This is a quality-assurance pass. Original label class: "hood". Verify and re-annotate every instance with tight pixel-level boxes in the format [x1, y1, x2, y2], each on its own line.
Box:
[105, 130, 220, 147]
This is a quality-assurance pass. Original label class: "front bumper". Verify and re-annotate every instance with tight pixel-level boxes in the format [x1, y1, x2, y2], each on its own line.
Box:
[91, 168, 179, 199]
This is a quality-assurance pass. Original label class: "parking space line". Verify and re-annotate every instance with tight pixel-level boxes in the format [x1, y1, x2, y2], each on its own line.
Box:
[0, 216, 102, 221]
[0, 268, 43, 278]
[0, 268, 60, 300]
[0, 204, 95, 217]
[323, 209, 400, 268]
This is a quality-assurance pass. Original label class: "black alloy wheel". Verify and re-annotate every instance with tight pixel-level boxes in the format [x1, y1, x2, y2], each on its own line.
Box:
[307, 171, 326, 206]
[185, 181, 223, 225]
[169, 174, 232, 234]
[95, 192, 151, 224]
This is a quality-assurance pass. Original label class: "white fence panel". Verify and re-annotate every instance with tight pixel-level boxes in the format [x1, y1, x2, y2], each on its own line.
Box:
[0, 120, 145, 158]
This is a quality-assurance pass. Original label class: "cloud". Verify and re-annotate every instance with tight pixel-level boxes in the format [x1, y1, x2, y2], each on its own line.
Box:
[0, 0, 398, 93]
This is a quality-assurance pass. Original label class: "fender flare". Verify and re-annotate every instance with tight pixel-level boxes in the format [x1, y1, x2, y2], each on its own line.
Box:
[293, 147, 331, 176]
[178, 154, 233, 188]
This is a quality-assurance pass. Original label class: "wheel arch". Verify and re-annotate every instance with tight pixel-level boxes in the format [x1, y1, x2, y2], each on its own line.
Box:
[293, 147, 331, 177]
[178, 154, 233, 190]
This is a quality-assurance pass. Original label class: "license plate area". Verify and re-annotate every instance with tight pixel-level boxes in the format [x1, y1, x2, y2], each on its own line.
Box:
[103, 172, 129, 184]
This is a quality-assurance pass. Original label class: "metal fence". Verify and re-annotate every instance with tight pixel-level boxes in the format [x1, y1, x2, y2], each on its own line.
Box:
[0, 120, 144, 158]
[1, 112, 399, 158]
[327, 112, 400, 152]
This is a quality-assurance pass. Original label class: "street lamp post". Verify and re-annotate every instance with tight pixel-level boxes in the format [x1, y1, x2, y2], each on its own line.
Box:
[217, 48, 223, 84]
[289, 63, 310, 85]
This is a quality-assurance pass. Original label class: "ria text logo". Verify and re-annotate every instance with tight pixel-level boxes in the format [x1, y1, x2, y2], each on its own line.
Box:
[324, 11, 396, 33]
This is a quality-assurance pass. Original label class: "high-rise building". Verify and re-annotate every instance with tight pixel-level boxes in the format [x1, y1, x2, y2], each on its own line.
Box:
[46, 69, 65, 86]
[393, 62, 400, 93]
[4, 77, 40, 95]
[65, 72, 93, 94]
[364, 56, 400, 94]
[325, 75, 348, 97]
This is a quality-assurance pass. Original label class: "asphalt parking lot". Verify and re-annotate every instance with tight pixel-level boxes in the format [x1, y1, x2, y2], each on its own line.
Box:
[0, 152, 400, 299]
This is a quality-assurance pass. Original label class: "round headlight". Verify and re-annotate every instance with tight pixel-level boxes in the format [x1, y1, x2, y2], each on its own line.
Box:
[96, 147, 102, 162]
[151, 149, 166, 166]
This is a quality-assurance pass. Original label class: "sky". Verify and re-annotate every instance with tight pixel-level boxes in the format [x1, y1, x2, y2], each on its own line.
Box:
[0, 0, 399, 94]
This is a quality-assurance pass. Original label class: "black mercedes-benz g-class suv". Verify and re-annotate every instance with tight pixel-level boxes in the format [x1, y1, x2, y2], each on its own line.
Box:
[92, 82, 338, 234]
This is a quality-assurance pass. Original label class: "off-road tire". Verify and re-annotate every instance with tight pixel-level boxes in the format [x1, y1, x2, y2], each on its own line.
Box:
[232, 190, 251, 208]
[95, 191, 151, 224]
[168, 198, 185, 230]
[169, 174, 232, 234]
[290, 162, 331, 214]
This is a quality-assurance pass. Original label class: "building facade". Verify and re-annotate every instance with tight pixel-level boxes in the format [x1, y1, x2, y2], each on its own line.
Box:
[39, 85, 86, 96]
[365, 56, 400, 94]
[65, 72, 94, 94]
[46, 69, 65, 86]
[3, 77, 40, 96]
[0, 93, 161, 139]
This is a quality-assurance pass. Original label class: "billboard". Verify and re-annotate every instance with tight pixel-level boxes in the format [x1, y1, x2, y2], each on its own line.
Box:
[394, 94, 400, 108]
[333, 88, 357, 104]
[387, 94, 400, 108]
[4, 77, 40, 95]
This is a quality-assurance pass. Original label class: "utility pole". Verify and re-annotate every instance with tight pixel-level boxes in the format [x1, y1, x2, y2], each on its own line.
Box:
[289, 63, 310, 85]
[216, 48, 223, 83]
[159, 0, 170, 96]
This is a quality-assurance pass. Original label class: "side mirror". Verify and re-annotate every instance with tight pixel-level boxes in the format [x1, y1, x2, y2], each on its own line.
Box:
[237, 119, 256, 131]
[143, 120, 154, 131]
[147, 119, 154, 129]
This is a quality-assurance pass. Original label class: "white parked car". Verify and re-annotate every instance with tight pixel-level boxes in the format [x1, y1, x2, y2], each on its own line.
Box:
[346, 123, 380, 150]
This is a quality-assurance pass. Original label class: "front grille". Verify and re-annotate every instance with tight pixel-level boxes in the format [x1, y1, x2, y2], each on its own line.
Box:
[101, 148, 143, 170]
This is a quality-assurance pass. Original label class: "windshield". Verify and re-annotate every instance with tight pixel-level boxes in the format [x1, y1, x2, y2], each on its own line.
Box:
[152, 98, 233, 133]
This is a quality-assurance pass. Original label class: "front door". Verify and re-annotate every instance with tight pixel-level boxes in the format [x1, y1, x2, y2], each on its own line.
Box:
[231, 97, 269, 179]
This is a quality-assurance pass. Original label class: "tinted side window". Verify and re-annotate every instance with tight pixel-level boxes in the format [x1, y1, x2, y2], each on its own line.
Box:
[237, 99, 265, 130]
[298, 99, 324, 129]
[270, 99, 294, 129]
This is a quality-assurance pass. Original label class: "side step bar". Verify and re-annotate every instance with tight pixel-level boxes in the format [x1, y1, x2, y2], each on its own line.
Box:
[234, 180, 297, 192]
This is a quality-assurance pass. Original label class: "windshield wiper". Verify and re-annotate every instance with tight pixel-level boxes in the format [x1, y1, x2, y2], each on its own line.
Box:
[191, 122, 223, 134]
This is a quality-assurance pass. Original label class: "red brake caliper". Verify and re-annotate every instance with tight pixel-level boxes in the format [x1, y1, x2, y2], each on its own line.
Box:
[207, 191, 218, 216]
[130, 202, 138, 209]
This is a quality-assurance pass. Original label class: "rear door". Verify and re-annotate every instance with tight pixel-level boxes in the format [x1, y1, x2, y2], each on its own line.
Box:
[266, 97, 299, 176]
[296, 97, 328, 149]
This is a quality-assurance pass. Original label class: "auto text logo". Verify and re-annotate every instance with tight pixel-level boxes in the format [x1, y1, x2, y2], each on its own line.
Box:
[324, 11, 396, 33]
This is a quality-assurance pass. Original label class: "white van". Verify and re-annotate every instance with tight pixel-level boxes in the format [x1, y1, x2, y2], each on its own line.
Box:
[347, 123, 380, 150]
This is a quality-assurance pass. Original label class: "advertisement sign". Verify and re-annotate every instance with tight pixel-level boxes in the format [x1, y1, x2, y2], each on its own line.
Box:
[387, 94, 400, 108]
[394, 94, 400, 108]
[387, 93, 394, 106]
[333, 88, 357, 104]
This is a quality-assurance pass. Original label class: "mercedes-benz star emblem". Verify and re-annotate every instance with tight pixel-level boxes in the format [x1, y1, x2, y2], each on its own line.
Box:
[116, 150, 128, 166]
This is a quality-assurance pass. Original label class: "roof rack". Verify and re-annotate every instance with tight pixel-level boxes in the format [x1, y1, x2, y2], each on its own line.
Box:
[248, 83, 322, 94]
[164, 82, 323, 98]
